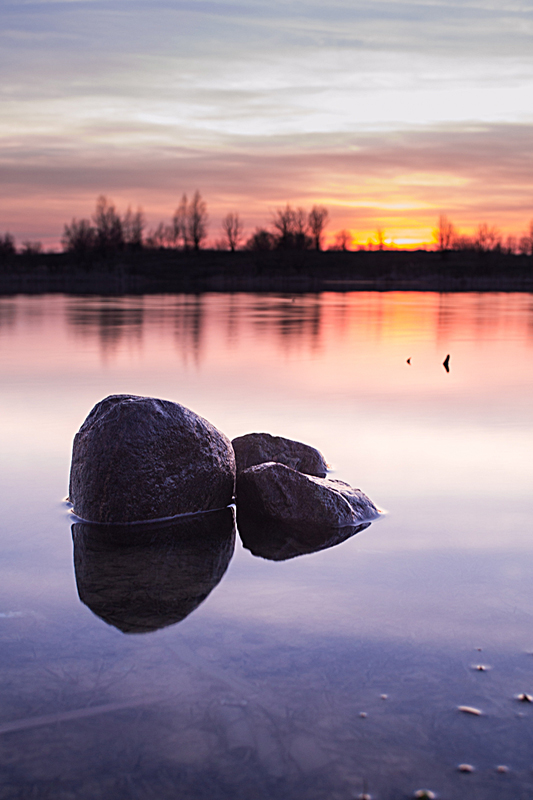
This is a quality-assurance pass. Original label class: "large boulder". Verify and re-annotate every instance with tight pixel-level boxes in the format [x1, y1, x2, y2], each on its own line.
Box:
[232, 432, 328, 478]
[69, 394, 235, 524]
[237, 462, 380, 531]
[73, 508, 236, 633]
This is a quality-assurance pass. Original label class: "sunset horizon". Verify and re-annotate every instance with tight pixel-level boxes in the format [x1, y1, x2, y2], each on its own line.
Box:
[1, 0, 532, 252]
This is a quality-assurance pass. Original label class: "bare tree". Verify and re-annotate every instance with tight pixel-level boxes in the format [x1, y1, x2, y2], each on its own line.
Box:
[62, 219, 96, 259]
[221, 212, 243, 252]
[172, 191, 208, 251]
[272, 204, 311, 249]
[504, 235, 518, 255]
[434, 214, 455, 253]
[474, 223, 501, 252]
[188, 190, 208, 251]
[308, 205, 329, 251]
[272, 204, 297, 248]
[332, 230, 351, 251]
[93, 195, 124, 255]
[21, 241, 42, 255]
[172, 194, 190, 250]
[0, 232, 16, 261]
[294, 207, 308, 236]
[452, 234, 474, 251]
[123, 206, 145, 249]
[246, 228, 275, 251]
[375, 227, 386, 251]
[518, 220, 533, 256]
[145, 222, 170, 249]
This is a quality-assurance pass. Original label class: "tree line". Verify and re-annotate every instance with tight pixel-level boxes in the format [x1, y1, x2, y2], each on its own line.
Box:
[1, 194, 532, 260]
[60, 194, 330, 258]
[434, 215, 533, 256]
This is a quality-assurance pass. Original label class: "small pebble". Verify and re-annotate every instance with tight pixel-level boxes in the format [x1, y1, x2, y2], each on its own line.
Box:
[359, 712, 367, 718]
[517, 693, 533, 703]
[458, 764, 475, 773]
[380, 694, 388, 700]
[458, 705, 483, 715]
[414, 791, 436, 799]
[358, 794, 371, 800]
[496, 765, 509, 774]
[472, 664, 490, 671]
[476, 647, 482, 652]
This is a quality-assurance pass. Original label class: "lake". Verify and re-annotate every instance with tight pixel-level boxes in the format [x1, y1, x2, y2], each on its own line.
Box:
[1, 291, 533, 800]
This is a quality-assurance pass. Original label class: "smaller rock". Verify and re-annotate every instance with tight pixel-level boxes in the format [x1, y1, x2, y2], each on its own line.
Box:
[237, 462, 379, 532]
[232, 432, 328, 478]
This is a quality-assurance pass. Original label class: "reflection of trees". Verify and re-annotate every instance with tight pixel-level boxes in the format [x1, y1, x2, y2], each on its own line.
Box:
[436, 292, 533, 344]
[67, 299, 144, 353]
[0, 300, 16, 330]
[173, 294, 204, 363]
[247, 295, 322, 352]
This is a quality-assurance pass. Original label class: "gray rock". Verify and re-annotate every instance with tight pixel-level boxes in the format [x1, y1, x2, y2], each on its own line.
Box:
[73, 507, 236, 633]
[237, 462, 380, 530]
[69, 394, 235, 524]
[232, 432, 328, 478]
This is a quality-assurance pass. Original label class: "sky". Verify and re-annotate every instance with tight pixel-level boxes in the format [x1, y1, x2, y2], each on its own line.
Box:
[1, 0, 532, 249]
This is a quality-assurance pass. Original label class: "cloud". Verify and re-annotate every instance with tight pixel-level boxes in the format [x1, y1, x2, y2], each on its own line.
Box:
[1, 0, 532, 243]
[1, 123, 531, 244]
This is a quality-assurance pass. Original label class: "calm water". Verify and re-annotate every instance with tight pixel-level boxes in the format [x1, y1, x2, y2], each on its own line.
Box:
[1, 291, 533, 800]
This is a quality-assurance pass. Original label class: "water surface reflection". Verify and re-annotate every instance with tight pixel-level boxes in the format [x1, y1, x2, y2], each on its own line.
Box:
[1, 291, 533, 799]
[73, 508, 236, 633]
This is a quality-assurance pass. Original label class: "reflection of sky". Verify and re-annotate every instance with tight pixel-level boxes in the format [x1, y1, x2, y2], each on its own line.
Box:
[2, 292, 533, 795]
[1, 1, 533, 245]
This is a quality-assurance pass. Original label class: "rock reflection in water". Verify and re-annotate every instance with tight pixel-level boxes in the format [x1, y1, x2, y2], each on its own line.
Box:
[237, 510, 371, 561]
[72, 507, 236, 633]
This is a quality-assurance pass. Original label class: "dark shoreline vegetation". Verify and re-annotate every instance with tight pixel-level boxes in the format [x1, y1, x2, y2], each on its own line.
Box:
[0, 247, 533, 294]
[1, 196, 532, 293]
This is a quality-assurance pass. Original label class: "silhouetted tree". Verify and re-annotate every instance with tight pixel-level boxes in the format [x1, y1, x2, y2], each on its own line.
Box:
[434, 214, 455, 254]
[172, 194, 190, 250]
[0, 232, 16, 262]
[375, 227, 386, 251]
[62, 219, 96, 259]
[93, 196, 124, 256]
[188, 191, 208, 251]
[21, 241, 43, 255]
[308, 205, 329, 250]
[221, 212, 243, 252]
[504, 235, 518, 255]
[272, 204, 311, 249]
[452, 234, 474, 251]
[145, 222, 170, 249]
[246, 228, 275, 251]
[518, 220, 533, 256]
[122, 206, 145, 249]
[474, 223, 501, 253]
[332, 230, 351, 251]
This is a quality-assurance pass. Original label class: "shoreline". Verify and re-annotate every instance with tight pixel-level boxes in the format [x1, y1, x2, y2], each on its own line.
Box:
[1, 249, 532, 294]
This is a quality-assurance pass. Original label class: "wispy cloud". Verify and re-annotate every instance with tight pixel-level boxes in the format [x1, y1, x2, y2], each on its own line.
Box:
[1, 0, 532, 243]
